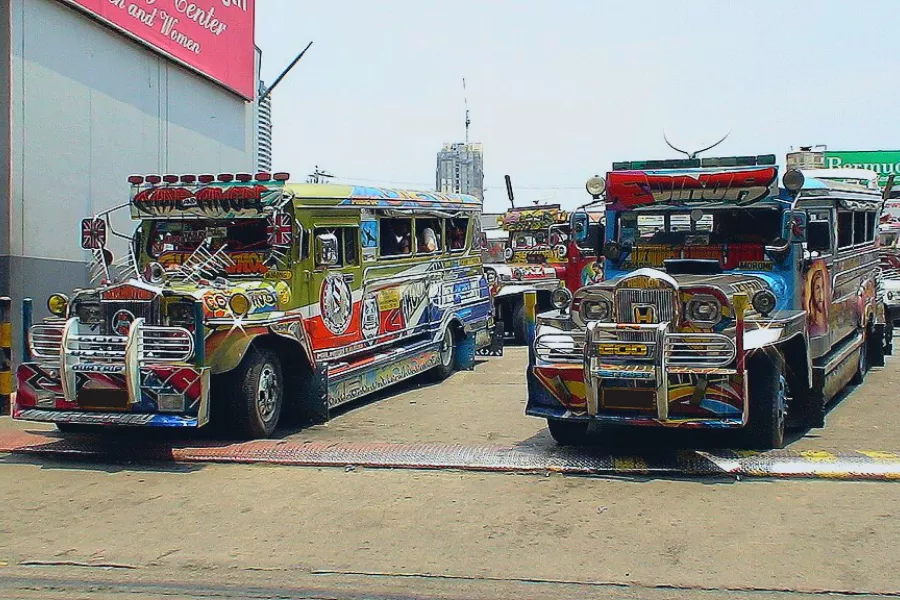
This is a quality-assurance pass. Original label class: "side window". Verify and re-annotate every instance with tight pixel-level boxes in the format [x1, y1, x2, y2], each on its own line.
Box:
[380, 218, 412, 257]
[866, 212, 876, 242]
[837, 211, 853, 249]
[807, 211, 832, 255]
[415, 218, 442, 254]
[313, 227, 358, 268]
[447, 218, 469, 252]
[854, 212, 867, 245]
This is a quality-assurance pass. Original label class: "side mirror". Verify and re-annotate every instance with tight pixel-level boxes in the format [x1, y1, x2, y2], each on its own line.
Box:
[315, 233, 340, 267]
[570, 211, 590, 243]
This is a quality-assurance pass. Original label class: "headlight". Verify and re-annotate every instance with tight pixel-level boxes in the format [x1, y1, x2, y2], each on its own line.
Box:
[166, 302, 195, 327]
[485, 269, 497, 285]
[229, 293, 251, 317]
[751, 289, 777, 317]
[47, 294, 69, 317]
[74, 302, 101, 324]
[581, 298, 611, 322]
[586, 176, 607, 197]
[686, 295, 722, 326]
[551, 287, 573, 311]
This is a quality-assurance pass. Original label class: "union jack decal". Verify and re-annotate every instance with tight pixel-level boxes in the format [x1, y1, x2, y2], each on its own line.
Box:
[267, 213, 292, 246]
[81, 218, 107, 250]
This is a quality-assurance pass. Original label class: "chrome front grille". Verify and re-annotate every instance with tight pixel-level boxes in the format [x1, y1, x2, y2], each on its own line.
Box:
[615, 289, 675, 324]
[101, 300, 160, 334]
[29, 325, 64, 359]
[664, 334, 736, 367]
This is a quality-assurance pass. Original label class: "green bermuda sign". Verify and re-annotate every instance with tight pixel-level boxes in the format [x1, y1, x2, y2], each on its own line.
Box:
[824, 150, 900, 184]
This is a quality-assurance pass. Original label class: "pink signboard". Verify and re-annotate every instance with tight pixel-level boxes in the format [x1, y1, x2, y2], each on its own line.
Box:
[60, 0, 256, 100]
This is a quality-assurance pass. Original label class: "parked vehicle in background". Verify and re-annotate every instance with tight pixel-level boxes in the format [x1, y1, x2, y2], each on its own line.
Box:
[879, 198, 900, 325]
[526, 154, 892, 449]
[13, 173, 497, 439]
[483, 204, 604, 343]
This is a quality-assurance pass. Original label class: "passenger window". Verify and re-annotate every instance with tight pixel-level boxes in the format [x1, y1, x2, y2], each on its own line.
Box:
[854, 212, 867, 245]
[866, 212, 876, 242]
[380, 218, 413, 257]
[415, 218, 442, 254]
[447, 218, 469, 251]
[313, 227, 358, 268]
[837, 212, 853, 248]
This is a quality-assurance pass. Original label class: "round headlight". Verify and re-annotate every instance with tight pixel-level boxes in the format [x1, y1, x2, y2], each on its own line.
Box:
[47, 294, 69, 317]
[145, 262, 165, 284]
[167, 302, 195, 326]
[229, 293, 251, 317]
[551, 287, 573, 311]
[603, 241, 622, 261]
[686, 296, 722, 325]
[74, 301, 101, 324]
[751, 289, 777, 316]
[504, 247, 514, 261]
[485, 269, 497, 285]
[783, 169, 805, 192]
[586, 176, 607, 197]
[581, 298, 611, 322]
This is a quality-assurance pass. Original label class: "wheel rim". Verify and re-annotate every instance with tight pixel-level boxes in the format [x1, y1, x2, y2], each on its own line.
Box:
[257, 363, 279, 423]
[440, 332, 453, 367]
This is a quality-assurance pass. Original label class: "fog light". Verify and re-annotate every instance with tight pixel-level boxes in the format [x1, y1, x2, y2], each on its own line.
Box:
[752, 289, 777, 317]
[157, 393, 185, 413]
[551, 287, 573, 311]
[47, 294, 69, 317]
[229, 293, 251, 317]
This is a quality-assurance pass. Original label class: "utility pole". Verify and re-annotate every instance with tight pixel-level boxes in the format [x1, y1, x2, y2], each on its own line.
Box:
[463, 77, 471, 145]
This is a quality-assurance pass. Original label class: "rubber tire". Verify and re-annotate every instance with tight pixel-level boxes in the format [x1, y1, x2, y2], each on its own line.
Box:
[867, 324, 886, 368]
[428, 327, 457, 382]
[850, 332, 868, 385]
[229, 346, 283, 440]
[512, 302, 527, 346]
[743, 351, 787, 450]
[547, 419, 590, 446]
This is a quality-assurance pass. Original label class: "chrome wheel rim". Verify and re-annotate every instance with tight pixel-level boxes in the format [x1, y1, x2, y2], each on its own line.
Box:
[257, 364, 279, 423]
[776, 374, 787, 435]
[440, 333, 453, 367]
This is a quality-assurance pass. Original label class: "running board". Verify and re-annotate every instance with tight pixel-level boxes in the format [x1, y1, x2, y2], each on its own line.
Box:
[812, 331, 864, 403]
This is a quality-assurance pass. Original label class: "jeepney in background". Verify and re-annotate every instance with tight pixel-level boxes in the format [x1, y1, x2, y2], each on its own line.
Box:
[483, 204, 604, 344]
[526, 154, 892, 449]
[14, 173, 497, 439]
[879, 198, 900, 324]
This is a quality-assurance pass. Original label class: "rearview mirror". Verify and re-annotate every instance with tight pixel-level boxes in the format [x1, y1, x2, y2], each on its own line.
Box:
[570, 211, 590, 243]
[315, 233, 340, 267]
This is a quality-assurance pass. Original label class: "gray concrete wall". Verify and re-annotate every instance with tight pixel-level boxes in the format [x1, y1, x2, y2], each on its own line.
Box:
[3, 0, 259, 361]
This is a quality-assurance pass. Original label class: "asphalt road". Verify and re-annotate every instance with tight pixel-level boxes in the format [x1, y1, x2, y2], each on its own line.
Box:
[1, 346, 898, 598]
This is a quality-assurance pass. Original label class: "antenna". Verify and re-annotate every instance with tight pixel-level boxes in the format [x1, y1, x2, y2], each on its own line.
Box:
[663, 130, 731, 159]
[259, 41, 313, 102]
[308, 166, 335, 184]
[504, 175, 515, 208]
[463, 78, 471, 144]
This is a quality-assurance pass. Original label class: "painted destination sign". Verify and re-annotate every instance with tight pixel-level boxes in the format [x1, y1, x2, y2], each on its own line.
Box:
[605, 167, 779, 210]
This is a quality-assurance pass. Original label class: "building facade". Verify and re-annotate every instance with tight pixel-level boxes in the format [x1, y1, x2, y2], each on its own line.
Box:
[436, 142, 484, 200]
[0, 0, 263, 360]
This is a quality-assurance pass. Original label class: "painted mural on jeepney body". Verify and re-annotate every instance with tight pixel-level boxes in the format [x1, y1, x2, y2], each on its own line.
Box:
[13, 177, 496, 435]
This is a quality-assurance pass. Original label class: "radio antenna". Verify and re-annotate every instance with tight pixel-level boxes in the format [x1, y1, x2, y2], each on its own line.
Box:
[664, 130, 731, 159]
[463, 78, 471, 144]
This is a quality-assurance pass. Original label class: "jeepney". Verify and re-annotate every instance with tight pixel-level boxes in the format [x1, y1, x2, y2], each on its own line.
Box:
[483, 205, 604, 344]
[879, 201, 900, 324]
[526, 154, 892, 449]
[14, 173, 497, 438]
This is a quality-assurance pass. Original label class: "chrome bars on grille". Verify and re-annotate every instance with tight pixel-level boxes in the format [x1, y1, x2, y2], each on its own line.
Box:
[615, 288, 675, 323]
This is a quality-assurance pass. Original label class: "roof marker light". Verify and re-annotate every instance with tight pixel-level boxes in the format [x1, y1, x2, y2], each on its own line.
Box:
[255, 172, 272, 181]
[235, 173, 253, 182]
[217, 173, 235, 182]
[145, 175, 162, 184]
[127, 175, 145, 185]
[180, 175, 197, 184]
[162, 174, 179, 184]
[273, 172, 290, 181]
[198, 174, 215, 184]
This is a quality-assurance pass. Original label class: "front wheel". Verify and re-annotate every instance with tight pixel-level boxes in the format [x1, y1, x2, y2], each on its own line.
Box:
[428, 327, 456, 382]
[547, 419, 590, 446]
[512, 302, 527, 345]
[229, 346, 283, 439]
[851, 332, 868, 385]
[743, 351, 787, 450]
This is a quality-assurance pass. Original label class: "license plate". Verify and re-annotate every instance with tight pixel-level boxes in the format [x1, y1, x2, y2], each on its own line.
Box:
[77, 389, 129, 411]
[601, 388, 656, 411]
[594, 343, 649, 358]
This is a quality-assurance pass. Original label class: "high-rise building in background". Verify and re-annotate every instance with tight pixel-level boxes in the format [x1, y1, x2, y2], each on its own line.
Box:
[436, 142, 484, 200]
[256, 85, 273, 172]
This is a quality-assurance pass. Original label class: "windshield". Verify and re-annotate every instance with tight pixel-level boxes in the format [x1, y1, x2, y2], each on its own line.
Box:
[509, 229, 568, 249]
[616, 208, 783, 270]
[146, 219, 272, 276]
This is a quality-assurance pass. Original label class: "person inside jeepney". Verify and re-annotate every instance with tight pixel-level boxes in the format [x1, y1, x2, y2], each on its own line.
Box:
[393, 221, 412, 254]
[450, 224, 466, 250]
[418, 227, 438, 253]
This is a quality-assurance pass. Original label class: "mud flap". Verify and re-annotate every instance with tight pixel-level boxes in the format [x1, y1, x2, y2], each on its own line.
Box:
[478, 320, 505, 357]
[455, 333, 476, 371]
[298, 362, 330, 425]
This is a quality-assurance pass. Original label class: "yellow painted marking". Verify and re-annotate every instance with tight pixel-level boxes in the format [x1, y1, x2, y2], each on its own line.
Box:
[799, 450, 837, 462]
[0, 322, 10, 347]
[856, 451, 900, 461]
[613, 456, 648, 472]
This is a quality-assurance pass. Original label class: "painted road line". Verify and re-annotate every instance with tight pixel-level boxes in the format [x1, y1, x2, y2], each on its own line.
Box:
[1, 429, 900, 480]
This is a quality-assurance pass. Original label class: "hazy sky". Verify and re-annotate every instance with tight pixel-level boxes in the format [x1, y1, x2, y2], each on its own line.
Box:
[256, 1, 898, 213]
